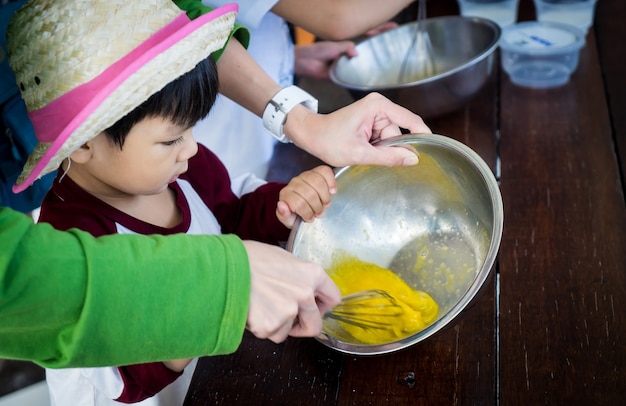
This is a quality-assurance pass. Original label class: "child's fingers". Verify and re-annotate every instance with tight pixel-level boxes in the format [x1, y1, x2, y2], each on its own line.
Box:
[299, 166, 334, 209]
[280, 187, 321, 222]
[276, 201, 296, 228]
[288, 189, 319, 222]
[311, 165, 337, 196]
[279, 165, 336, 223]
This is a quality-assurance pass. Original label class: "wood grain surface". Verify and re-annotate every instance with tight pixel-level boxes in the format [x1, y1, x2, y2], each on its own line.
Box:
[186, 1, 625, 404]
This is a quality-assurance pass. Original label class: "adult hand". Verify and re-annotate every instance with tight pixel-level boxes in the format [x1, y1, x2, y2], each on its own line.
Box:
[243, 240, 341, 343]
[284, 92, 432, 168]
[294, 41, 357, 80]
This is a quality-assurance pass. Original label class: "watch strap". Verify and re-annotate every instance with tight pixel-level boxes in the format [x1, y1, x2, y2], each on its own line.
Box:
[262, 86, 318, 143]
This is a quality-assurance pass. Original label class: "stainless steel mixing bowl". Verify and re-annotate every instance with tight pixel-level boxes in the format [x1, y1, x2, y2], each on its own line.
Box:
[329, 16, 501, 118]
[287, 134, 503, 355]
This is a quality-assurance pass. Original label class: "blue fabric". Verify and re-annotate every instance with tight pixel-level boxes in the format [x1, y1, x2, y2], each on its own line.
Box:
[1, 0, 54, 213]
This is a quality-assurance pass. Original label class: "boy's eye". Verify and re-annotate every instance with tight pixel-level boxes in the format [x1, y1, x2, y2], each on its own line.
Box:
[163, 137, 184, 146]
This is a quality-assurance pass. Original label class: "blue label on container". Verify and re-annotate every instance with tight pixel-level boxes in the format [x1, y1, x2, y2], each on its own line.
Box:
[504, 25, 578, 49]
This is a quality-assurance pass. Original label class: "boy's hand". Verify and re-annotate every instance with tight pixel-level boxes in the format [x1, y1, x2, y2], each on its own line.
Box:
[276, 165, 336, 228]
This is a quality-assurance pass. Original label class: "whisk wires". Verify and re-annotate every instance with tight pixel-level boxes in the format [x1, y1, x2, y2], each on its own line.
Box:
[398, 0, 435, 83]
[325, 289, 405, 330]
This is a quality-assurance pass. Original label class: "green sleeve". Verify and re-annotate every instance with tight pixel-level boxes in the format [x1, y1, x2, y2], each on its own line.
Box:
[0, 208, 250, 368]
[173, 0, 250, 60]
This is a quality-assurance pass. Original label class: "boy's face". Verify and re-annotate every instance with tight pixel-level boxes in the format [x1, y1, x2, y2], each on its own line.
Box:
[77, 116, 198, 197]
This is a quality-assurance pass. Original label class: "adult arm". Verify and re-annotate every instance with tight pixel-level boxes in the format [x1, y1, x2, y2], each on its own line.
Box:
[0, 208, 340, 367]
[202, 0, 413, 40]
[0, 208, 250, 368]
[180, 0, 430, 166]
[216, 38, 430, 168]
[271, 0, 414, 40]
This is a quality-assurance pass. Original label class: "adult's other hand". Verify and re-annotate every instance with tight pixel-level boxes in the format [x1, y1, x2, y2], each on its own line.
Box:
[243, 240, 341, 343]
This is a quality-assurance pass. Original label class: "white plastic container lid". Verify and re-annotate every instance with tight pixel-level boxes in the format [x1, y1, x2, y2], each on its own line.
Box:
[500, 21, 585, 55]
[499, 21, 586, 88]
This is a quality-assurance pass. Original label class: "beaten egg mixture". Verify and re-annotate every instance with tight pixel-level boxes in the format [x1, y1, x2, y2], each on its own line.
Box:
[328, 254, 439, 344]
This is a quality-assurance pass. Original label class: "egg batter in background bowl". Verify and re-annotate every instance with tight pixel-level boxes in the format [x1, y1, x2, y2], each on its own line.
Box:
[287, 134, 503, 355]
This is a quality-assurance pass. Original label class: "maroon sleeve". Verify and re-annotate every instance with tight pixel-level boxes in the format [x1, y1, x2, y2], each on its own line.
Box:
[115, 363, 183, 403]
[38, 170, 119, 236]
[181, 145, 290, 244]
[228, 182, 291, 242]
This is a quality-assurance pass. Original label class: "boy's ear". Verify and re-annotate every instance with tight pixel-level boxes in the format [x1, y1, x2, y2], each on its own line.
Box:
[69, 142, 93, 164]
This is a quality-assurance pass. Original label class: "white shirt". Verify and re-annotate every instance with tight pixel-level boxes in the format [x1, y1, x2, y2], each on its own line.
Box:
[196, 0, 294, 181]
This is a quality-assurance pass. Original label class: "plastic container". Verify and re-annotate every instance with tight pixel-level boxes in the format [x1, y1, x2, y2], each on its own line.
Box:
[457, 0, 520, 28]
[533, 0, 597, 34]
[499, 21, 585, 88]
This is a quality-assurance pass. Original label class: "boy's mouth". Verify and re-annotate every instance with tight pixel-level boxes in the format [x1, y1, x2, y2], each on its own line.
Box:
[170, 166, 188, 183]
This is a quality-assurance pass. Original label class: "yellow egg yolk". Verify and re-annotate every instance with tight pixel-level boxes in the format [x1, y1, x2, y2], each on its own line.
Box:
[327, 254, 439, 344]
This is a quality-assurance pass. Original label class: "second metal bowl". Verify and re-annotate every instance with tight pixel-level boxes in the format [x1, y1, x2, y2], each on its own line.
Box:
[329, 16, 501, 118]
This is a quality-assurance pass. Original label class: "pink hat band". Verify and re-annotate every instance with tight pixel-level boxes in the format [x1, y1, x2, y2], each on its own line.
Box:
[8, 0, 237, 193]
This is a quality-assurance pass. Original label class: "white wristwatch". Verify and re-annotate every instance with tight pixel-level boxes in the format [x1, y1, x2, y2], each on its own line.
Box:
[262, 86, 318, 143]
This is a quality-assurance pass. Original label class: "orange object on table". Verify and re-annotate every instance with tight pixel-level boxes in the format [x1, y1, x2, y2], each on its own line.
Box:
[294, 26, 315, 45]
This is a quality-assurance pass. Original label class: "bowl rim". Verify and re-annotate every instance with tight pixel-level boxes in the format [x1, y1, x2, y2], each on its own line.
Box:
[328, 15, 502, 90]
[288, 133, 504, 355]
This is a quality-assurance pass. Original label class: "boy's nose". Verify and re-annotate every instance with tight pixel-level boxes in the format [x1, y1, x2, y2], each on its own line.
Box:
[179, 136, 198, 161]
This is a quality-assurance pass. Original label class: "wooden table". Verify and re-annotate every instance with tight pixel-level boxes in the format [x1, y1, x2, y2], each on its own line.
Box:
[185, 1, 625, 404]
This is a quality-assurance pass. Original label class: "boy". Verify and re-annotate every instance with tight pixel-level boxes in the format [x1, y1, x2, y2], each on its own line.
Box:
[8, 0, 335, 404]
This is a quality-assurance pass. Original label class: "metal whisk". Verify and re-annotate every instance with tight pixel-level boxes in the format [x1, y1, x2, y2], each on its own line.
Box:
[398, 0, 435, 83]
[324, 289, 405, 330]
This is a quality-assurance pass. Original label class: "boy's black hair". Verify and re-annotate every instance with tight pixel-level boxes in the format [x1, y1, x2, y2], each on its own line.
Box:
[103, 57, 218, 148]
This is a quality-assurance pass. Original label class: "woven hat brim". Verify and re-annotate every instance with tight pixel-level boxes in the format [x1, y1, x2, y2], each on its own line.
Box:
[13, 6, 237, 193]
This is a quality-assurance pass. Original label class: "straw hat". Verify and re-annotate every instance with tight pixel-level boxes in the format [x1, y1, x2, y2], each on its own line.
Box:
[8, 0, 238, 193]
